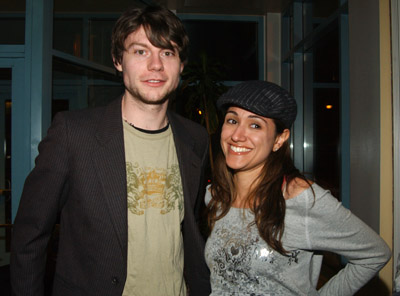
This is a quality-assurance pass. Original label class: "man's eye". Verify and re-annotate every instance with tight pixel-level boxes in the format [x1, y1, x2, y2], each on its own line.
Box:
[134, 49, 146, 55]
[163, 51, 175, 57]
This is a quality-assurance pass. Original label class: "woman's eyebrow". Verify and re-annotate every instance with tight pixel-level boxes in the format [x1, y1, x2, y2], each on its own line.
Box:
[248, 114, 267, 123]
[226, 110, 238, 116]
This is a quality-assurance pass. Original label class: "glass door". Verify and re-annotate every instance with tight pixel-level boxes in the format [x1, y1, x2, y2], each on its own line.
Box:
[0, 58, 28, 295]
[0, 67, 11, 294]
[0, 67, 11, 268]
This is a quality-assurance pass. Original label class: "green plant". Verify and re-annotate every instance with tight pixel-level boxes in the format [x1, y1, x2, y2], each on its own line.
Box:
[179, 52, 228, 171]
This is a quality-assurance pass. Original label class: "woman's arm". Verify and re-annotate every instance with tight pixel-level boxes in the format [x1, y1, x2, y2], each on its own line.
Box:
[306, 186, 391, 296]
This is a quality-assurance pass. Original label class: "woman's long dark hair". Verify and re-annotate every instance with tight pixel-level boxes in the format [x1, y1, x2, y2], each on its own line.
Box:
[207, 119, 309, 254]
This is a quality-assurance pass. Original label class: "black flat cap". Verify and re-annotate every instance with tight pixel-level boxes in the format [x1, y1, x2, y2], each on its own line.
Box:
[217, 80, 297, 128]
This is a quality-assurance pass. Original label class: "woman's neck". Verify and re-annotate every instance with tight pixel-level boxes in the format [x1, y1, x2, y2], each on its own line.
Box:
[232, 172, 259, 208]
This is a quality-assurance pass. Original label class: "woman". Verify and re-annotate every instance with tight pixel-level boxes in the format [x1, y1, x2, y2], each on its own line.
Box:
[205, 80, 391, 295]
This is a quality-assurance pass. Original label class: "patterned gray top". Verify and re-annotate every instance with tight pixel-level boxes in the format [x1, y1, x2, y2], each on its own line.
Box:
[205, 184, 391, 296]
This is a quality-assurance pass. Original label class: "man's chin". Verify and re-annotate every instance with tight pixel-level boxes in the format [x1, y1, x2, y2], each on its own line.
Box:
[128, 89, 174, 105]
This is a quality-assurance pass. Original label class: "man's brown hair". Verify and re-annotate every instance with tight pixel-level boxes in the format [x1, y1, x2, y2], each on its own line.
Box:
[111, 5, 189, 66]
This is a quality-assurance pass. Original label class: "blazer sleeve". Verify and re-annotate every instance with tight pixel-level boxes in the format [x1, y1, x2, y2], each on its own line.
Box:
[11, 112, 70, 296]
[193, 135, 209, 224]
[306, 187, 391, 296]
[174, 115, 211, 296]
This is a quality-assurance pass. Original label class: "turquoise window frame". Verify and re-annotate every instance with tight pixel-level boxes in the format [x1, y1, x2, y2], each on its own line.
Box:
[281, 1, 350, 208]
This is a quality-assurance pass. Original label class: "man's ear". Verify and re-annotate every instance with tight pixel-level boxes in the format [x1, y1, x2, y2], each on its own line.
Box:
[113, 57, 123, 72]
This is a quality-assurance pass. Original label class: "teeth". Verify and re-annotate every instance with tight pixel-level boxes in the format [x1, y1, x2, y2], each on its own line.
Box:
[230, 145, 251, 153]
[148, 80, 161, 83]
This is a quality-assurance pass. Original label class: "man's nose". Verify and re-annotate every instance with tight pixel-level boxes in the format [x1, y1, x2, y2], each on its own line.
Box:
[148, 53, 164, 71]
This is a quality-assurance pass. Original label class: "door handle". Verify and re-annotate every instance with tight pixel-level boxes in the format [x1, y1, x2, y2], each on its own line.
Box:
[0, 189, 11, 195]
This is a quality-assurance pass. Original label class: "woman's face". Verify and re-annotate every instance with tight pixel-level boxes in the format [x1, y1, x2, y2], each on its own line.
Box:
[220, 106, 286, 175]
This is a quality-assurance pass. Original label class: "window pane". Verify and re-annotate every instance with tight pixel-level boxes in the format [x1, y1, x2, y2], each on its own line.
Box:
[0, 18, 25, 44]
[314, 88, 340, 198]
[314, 24, 339, 83]
[53, 18, 83, 57]
[89, 19, 115, 68]
[53, 58, 123, 109]
[183, 19, 259, 81]
[0, 0, 25, 44]
[313, 0, 339, 19]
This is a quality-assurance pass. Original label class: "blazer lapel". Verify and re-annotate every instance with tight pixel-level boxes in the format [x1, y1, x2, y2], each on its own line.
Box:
[92, 98, 127, 259]
[168, 112, 203, 210]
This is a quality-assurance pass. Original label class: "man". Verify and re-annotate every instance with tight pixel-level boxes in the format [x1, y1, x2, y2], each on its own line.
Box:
[11, 6, 211, 296]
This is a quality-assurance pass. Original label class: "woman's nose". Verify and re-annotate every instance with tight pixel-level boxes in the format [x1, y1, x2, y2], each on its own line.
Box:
[231, 125, 246, 142]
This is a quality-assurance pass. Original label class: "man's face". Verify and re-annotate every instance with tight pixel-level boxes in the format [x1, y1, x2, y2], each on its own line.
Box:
[114, 26, 184, 106]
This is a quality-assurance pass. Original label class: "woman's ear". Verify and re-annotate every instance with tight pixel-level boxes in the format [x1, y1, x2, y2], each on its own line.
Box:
[273, 129, 290, 152]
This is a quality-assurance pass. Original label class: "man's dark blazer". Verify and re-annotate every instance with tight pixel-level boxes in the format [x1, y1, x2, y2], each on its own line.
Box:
[10, 98, 211, 296]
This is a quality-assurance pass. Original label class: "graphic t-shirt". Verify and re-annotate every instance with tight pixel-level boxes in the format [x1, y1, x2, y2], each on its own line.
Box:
[122, 120, 186, 296]
[205, 184, 391, 296]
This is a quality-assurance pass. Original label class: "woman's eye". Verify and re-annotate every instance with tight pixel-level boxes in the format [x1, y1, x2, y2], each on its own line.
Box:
[226, 118, 237, 124]
[250, 123, 261, 129]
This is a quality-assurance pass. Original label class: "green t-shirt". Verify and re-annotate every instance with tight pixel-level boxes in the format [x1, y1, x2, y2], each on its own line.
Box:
[122, 120, 186, 296]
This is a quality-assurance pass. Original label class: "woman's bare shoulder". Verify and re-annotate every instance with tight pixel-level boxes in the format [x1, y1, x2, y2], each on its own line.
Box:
[284, 177, 313, 200]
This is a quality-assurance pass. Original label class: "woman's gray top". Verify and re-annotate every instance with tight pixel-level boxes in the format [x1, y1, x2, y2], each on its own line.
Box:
[205, 184, 391, 295]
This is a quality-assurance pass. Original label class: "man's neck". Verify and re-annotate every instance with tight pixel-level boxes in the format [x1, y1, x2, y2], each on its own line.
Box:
[121, 94, 169, 131]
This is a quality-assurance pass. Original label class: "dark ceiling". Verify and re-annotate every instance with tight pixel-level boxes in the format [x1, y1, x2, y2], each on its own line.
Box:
[1, 0, 290, 14]
[174, 0, 290, 14]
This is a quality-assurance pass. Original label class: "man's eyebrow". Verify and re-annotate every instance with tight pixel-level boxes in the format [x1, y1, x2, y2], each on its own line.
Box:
[125, 42, 178, 52]
[126, 42, 148, 50]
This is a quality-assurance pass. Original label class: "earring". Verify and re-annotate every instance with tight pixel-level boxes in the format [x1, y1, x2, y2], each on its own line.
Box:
[273, 147, 278, 152]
